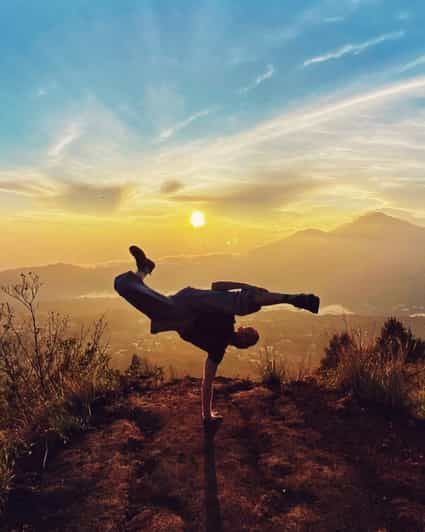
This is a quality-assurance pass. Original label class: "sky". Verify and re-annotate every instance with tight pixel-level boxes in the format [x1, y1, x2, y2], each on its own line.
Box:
[1, 0, 425, 268]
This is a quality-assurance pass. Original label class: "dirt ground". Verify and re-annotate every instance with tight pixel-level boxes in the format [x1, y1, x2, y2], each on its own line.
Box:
[4, 377, 425, 531]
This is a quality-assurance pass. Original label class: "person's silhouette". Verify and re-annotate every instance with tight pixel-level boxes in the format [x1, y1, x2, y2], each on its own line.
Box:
[115, 245, 320, 426]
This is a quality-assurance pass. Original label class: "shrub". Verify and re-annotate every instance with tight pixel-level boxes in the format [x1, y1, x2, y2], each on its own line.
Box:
[377, 317, 425, 363]
[256, 346, 289, 390]
[320, 332, 354, 370]
[0, 442, 14, 513]
[321, 319, 425, 413]
[0, 273, 118, 508]
[126, 354, 164, 387]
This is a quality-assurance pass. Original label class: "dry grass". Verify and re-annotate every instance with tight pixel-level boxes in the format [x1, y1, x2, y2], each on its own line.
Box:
[320, 319, 425, 414]
[256, 345, 312, 390]
[0, 273, 119, 510]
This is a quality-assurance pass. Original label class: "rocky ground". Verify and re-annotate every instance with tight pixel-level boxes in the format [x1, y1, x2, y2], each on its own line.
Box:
[3, 376, 425, 531]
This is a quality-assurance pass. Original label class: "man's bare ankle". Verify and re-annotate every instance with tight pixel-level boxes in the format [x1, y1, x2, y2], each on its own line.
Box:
[135, 271, 146, 281]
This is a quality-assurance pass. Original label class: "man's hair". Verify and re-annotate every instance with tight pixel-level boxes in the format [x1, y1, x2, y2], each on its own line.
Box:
[232, 326, 259, 349]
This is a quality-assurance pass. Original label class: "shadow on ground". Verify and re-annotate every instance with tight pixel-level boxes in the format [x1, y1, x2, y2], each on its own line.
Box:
[4, 377, 425, 531]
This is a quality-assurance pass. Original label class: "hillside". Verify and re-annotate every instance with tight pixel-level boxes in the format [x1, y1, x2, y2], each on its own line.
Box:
[4, 377, 425, 531]
[1, 212, 425, 314]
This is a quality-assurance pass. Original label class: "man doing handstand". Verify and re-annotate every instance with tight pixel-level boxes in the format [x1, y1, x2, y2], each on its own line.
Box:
[114, 246, 320, 427]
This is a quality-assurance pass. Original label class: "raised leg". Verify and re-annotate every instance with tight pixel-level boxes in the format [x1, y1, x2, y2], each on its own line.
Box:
[252, 289, 320, 314]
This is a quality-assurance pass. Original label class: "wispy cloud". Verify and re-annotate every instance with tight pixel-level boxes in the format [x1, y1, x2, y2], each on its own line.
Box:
[303, 30, 405, 67]
[323, 16, 345, 23]
[158, 108, 214, 142]
[0, 177, 59, 198]
[399, 55, 425, 73]
[396, 11, 410, 21]
[48, 122, 82, 158]
[170, 179, 321, 215]
[159, 179, 184, 194]
[46, 182, 132, 214]
[239, 64, 275, 94]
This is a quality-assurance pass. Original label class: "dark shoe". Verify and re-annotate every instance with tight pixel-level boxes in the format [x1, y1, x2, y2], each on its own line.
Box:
[202, 412, 223, 428]
[129, 246, 156, 274]
[292, 294, 320, 314]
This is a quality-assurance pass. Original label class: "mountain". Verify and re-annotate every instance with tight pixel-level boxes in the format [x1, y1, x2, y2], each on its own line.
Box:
[1, 212, 424, 314]
[248, 212, 425, 313]
[4, 377, 425, 530]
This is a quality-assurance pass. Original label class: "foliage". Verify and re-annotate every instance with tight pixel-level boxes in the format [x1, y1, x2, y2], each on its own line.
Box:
[127, 353, 164, 387]
[256, 346, 290, 390]
[321, 318, 425, 413]
[0, 442, 14, 513]
[321, 332, 354, 370]
[0, 273, 118, 509]
[376, 317, 425, 363]
[256, 346, 312, 390]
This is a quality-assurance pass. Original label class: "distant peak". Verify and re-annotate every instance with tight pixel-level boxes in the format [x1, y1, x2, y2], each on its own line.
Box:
[289, 228, 327, 239]
[334, 211, 422, 237]
[355, 211, 398, 224]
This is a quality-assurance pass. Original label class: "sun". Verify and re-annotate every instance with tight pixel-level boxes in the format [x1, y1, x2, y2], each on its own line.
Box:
[190, 210, 206, 228]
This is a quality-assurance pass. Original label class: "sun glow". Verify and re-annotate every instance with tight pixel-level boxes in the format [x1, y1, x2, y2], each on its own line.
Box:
[190, 210, 206, 228]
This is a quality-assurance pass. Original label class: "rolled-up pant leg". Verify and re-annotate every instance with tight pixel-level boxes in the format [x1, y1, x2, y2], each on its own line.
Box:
[114, 271, 180, 321]
[171, 287, 262, 316]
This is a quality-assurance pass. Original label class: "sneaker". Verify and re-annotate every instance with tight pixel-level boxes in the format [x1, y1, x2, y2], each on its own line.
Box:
[292, 294, 320, 314]
[129, 246, 156, 274]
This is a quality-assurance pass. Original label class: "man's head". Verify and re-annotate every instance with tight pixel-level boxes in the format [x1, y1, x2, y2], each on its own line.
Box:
[231, 326, 259, 349]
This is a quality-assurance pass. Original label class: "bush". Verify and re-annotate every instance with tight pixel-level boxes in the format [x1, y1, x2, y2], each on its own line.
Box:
[321, 318, 425, 413]
[256, 346, 290, 390]
[321, 332, 354, 370]
[126, 354, 164, 387]
[0, 442, 14, 513]
[377, 317, 425, 363]
[0, 273, 118, 508]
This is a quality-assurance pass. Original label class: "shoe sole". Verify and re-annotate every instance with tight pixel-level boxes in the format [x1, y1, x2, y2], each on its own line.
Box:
[311, 296, 320, 314]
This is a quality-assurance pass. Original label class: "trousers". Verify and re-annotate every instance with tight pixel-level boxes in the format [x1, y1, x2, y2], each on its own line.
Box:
[114, 271, 261, 333]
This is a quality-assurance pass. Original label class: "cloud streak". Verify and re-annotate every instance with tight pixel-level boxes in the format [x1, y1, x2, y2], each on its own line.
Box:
[48, 123, 82, 158]
[399, 55, 425, 73]
[159, 179, 184, 194]
[239, 64, 275, 94]
[158, 108, 214, 142]
[170, 178, 322, 215]
[303, 30, 405, 67]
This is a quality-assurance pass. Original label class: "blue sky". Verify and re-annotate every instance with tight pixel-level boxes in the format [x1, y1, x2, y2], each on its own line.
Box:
[1, 0, 425, 265]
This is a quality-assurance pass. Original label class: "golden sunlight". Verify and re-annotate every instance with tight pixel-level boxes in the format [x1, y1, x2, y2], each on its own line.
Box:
[190, 210, 206, 228]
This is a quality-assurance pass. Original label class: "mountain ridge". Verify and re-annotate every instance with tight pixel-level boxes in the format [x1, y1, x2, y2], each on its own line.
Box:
[1, 211, 424, 314]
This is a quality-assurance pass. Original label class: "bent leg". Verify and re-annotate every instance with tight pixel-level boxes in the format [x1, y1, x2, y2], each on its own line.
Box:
[114, 271, 179, 320]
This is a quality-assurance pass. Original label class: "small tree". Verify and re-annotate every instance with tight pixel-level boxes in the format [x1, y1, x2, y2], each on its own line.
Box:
[377, 317, 425, 363]
[320, 332, 354, 370]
